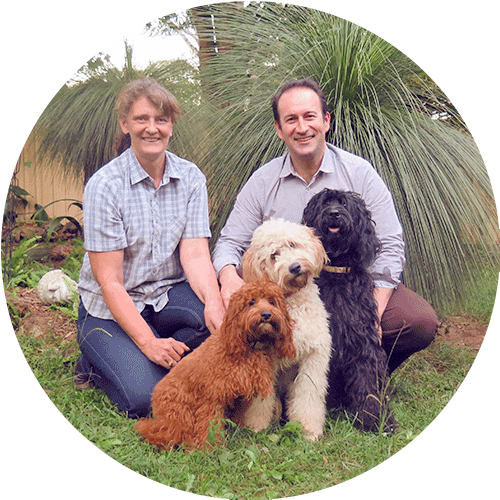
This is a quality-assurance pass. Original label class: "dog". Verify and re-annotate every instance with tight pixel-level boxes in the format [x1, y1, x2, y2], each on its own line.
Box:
[240, 218, 331, 441]
[302, 188, 397, 433]
[135, 279, 296, 450]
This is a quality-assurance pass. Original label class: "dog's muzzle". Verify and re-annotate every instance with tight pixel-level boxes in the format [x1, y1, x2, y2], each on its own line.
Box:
[322, 206, 351, 235]
[250, 314, 280, 349]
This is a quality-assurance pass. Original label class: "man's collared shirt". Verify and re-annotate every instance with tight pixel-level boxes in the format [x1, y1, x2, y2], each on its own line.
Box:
[78, 147, 211, 319]
[212, 144, 405, 288]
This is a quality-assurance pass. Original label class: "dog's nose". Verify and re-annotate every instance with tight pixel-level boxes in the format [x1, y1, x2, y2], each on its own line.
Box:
[327, 205, 342, 215]
[289, 262, 301, 275]
[261, 311, 272, 321]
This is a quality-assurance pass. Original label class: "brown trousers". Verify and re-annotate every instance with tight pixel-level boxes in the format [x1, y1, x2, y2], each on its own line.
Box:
[380, 284, 439, 373]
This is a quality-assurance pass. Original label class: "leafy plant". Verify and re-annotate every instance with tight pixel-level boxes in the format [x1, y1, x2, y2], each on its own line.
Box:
[4, 184, 31, 223]
[32, 198, 83, 240]
[1, 236, 40, 288]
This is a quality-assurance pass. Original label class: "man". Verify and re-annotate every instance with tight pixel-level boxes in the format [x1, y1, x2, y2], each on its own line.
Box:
[212, 78, 438, 373]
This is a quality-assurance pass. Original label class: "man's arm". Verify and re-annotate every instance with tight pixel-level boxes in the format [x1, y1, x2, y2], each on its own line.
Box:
[212, 175, 265, 305]
[373, 286, 394, 344]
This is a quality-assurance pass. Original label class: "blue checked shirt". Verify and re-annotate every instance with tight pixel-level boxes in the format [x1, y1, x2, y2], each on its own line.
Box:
[78, 148, 211, 319]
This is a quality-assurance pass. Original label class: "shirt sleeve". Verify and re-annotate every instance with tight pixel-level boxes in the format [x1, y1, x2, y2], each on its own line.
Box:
[359, 166, 405, 288]
[82, 172, 127, 252]
[212, 173, 264, 274]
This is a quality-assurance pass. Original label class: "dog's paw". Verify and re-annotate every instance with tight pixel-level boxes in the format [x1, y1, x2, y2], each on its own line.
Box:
[304, 430, 323, 442]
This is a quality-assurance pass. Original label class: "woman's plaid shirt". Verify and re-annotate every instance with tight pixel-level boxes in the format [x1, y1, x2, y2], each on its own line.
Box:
[78, 148, 211, 319]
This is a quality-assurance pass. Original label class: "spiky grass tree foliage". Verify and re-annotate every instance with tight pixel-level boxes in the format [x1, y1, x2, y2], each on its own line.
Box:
[188, 2, 498, 310]
[33, 43, 201, 183]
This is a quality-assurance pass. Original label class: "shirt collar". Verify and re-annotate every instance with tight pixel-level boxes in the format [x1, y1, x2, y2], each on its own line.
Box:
[127, 148, 182, 186]
[279, 144, 336, 181]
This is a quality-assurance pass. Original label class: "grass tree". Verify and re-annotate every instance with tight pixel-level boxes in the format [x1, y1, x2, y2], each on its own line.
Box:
[33, 41, 200, 183]
[185, 2, 498, 311]
[29, 2, 498, 311]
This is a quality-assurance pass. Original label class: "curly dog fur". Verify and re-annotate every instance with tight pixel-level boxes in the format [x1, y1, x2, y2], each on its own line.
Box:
[135, 279, 296, 450]
[241, 219, 331, 441]
[302, 188, 397, 433]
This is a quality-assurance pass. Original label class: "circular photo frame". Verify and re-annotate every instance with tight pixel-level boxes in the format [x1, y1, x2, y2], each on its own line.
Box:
[2, 2, 499, 498]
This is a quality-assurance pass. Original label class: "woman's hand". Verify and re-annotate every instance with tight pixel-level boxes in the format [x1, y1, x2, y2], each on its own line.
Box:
[140, 337, 190, 370]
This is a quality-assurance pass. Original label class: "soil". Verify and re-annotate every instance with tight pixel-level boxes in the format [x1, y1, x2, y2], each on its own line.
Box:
[6, 286, 489, 354]
[437, 315, 488, 352]
[7, 287, 78, 350]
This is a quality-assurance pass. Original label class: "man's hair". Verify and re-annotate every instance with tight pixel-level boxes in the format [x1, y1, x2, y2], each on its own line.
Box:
[272, 78, 329, 125]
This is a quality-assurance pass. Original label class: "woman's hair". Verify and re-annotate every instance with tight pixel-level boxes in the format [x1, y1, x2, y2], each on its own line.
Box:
[114, 78, 181, 155]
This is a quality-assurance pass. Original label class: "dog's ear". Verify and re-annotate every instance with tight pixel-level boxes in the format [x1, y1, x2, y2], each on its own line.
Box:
[273, 293, 296, 360]
[301, 197, 317, 227]
[219, 291, 247, 357]
[349, 195, 381, 268]
[306, 226, 328, 274]
[241, 248, 263, 282]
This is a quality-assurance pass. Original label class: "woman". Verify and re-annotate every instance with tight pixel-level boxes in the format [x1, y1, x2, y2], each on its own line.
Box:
[76, 78, 225, 418]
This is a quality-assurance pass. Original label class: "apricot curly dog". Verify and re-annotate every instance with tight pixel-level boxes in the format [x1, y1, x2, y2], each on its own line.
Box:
[135, 279, 295, 450]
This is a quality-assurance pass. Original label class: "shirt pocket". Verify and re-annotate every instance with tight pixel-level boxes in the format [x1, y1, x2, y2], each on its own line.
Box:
[164, 214, 187, 257]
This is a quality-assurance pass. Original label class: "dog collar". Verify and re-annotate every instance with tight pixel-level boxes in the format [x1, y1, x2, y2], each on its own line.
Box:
[323, 265, 351, 273]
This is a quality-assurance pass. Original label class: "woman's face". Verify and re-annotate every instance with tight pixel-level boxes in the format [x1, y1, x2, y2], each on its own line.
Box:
[119, 95, 173, 164]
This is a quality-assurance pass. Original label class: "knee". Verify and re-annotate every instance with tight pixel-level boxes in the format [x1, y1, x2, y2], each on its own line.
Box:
[113, 389, 152, 419]
[411, 306, 439, 349]
[127, 401, 151, 419]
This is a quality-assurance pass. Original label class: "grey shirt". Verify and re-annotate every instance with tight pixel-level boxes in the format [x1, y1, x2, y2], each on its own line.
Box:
[212, 144, 405, 288]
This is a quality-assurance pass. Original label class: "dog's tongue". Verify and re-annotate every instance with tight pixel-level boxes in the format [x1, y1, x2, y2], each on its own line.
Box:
[328, 227, 340, 233]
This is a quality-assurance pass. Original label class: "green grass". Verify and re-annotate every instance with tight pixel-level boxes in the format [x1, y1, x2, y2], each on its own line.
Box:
[8, 239, 496, 498]
[16, 330, 477, 499]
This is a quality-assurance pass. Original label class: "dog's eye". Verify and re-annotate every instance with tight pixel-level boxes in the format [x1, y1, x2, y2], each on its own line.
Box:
[249, 299, 256, 306]
[289, 241, 296, 248]
[271, 251, 279, 261]
[268, 299, 275, 306]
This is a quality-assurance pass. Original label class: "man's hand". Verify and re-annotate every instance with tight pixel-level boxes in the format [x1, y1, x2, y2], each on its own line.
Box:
[373, 287, 394, 346]
[219, 264, 245, 309]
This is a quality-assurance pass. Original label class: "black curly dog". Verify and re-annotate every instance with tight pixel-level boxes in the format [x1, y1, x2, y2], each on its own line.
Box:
[302, 188, 397, 433]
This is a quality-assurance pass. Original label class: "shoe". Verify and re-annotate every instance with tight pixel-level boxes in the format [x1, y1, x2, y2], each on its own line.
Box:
[74, 357, 94, 390]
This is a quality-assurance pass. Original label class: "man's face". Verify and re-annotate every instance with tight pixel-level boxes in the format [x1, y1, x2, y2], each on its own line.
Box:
[274, 87, 331, 165]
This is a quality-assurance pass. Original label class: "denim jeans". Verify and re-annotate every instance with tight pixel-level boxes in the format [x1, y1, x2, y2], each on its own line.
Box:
[76, 281, 210, 418]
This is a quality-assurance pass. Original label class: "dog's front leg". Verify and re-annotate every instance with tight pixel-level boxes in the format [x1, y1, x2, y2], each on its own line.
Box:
[242, 391, 278, 432]
[286, 348, 330, 441]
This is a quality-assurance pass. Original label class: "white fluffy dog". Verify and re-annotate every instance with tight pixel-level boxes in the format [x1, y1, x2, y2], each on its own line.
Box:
[240, 218, 331, 441]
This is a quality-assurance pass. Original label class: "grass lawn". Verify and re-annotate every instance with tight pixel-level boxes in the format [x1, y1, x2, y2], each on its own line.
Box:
[4, 237, 497, 498]
[13, 312, 481, 499]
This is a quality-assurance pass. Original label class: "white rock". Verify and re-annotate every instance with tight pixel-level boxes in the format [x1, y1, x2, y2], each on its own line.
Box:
[37, 269, 78, 305]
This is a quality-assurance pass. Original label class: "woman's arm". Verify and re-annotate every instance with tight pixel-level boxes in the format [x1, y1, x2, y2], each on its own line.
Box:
[179, 238, 225, 333]
[88, 250, 189, 369]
